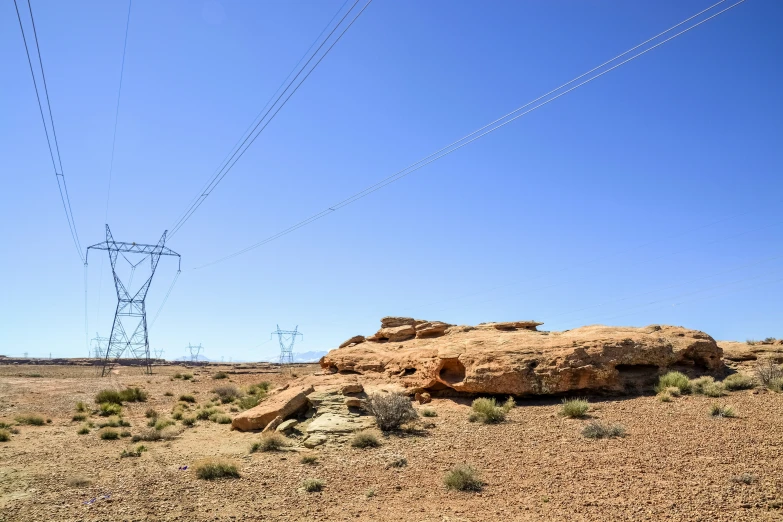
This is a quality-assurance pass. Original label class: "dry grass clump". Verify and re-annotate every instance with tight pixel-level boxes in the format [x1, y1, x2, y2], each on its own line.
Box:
[196, 407, 221, 420]
[444, 464, 484, 492]
[0, 429, 10, 442]
[77, 424, 90, 435]
[75, 401, 87, 412]
[300, 454, 318, 465]
[710, 404, 737, 418]
[95, 387, 147, 405]
[301, 478, 324, 492]
[657, 392, 673, 402]
[178, 394, 196, 403]
[365, 393, 418, 431]
[468, 397, 514, 424]
[213, 385, 242, 404]
[194, 458, 240, 480]
[145, 408, 158, 419]
[723, 373, 755, 391]
[213, 371, 229, 380]
[99, 428, 120, 440]
[656, 371, 692, 394]
[98, 402, 122, 416]
[581, 421, 626, 439]
[560, 398, 589, 418]
[209, 413, 231, 424]
[153, 418, 175, 431]
[72, 413, 87, 422]
[66, 476, 92, 488]
[15, 414, 45, 426]
[351, 431, 381, 448]
[250, 432, 289, 453]
[182, 415, 197, 427]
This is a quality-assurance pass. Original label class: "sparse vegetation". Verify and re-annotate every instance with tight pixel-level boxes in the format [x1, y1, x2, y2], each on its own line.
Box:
[302, 478, 324, 492]
[723, 373, 755, 391]
[131, 425, 182, 442]
[756, 359, 783, 387]
[300, 455, 318, 465]
[120, 445, 147, 458]
[145, 408, 159, 418]
[75, 401, 87, 412]
[351, 431, 381, 448]
[209, 413, 232, 424]
[581, 421, 626, 439]
[72, 413, 87, 422]
[182, 415, 197, 427]
[178, 394, 196, 403]
[95, 387, 147, 405]
[444, 464, 484, 492]
[98, 402, 122, 416]
[99, 428, 120, 440]
[213, 385, 242, 403]
[250, 432, 289, 452]
[247, 381, 271, 395]
[365, 392, 418, 431]
[77, 425, 90, 435]
[15, 414, 45, 426]
[469, 397, 513, 424]
[154, 418, 175, 431]
[213, 371, 228, 379]
[196, 407, 221, 420]
[710, 404, 736, 418]
[560, 398, 589, 418]
[97, 417, 122, 428]
[0, 429, 10, 442]
[420, 408, 437, 417]
[656, 371, 692, 394]
[194, 459, 240, 480]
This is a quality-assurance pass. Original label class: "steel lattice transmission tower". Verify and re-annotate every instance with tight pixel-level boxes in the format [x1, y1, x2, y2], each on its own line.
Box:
[87, 225, 181, 376]
[188, 343, 203, 363]
[272, 325, 302, 365]
[153, 348, 165, 361]
[90, 332, 109, 359]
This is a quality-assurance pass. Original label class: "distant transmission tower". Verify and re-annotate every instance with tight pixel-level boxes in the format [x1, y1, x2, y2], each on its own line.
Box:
[188, 343, 203, 363]
[271, 325, 302, 365]
[87, 225, 181, 376]
[153, 348, 165, 360]
[90, 332, 109, 359]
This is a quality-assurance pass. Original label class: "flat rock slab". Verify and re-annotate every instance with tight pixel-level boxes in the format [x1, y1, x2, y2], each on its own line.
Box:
[231, 384, 314, 431]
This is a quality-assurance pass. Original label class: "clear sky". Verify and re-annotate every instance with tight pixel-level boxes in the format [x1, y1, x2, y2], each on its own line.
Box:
[1, 0, 780, 361]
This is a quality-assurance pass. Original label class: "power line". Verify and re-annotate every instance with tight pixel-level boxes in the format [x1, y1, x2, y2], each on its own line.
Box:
[14, 0, 84, 263]
[149, 269, 181, 329]
[168, 0, 372, 238]
[193, 0, 748, 269]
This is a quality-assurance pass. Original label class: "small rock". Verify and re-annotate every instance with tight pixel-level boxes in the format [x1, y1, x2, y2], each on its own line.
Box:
[303, 434, 327, 448]
[276, 419, 298, 433]
[414, 392, 431, 404]
[341, 383, 363, 395]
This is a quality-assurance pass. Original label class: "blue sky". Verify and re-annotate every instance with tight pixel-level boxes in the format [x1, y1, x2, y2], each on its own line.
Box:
[1, 0, 780, 360]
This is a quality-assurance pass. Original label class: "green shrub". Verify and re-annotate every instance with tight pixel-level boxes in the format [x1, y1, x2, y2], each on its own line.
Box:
[131, 425, 182, 442]
[145, 408, 158, 419]
[120, 445, 147, 458]
[209, 414, 231, 424]
[182, 374, 193, 380]
[196, 407, 220, 420]
[691, 376, 715, 394]
[560, 398, 589, 418]
[213, 372, 228, 380]
[154, 418, 175, 431]
[657, 392, 672, 402]
[581, 421, 626, 439]
[665, 386, 682, 397]
[469, 398, 508, 424]
[710, 404, 736, 418]
[723, 374, 755, 391]
[97, 417, 121, 428]
[120, 430, 131, 438]
[0, 429, 10, 442]
[77, 425, 90, 435]
[656, 371, 692, 394]
[444, 464, 484, 491]
[702, 382, 727, 398]
[173, 373, 183, 379]
[75, 402, 87, 412]
[769, 377, 783, 393]
[72, 413, 87, 422]
[95, 389, 123, 405]
[194, 459, 239, 480]
[300, 455, 318, 465]
[100, 428, 120, 440]
[182, 416, 197, 427]
[250, 432, 289, 453]
[302, 478, 324, 492]
[420, 408, 437, 418]
[213, 386, 241, 404]
[98, 402, 122, 416]
[179, 394, 196, 403]
[365, 392, 418, 431]
[119, 387, 147, 402]
[237, 395, 260, 410]
[351, 431, 381, 448]
[247, 381, 271, 395]
[15, 414, 45, 426]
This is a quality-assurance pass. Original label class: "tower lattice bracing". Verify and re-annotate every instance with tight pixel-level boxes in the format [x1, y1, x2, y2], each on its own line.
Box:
[272, 325, 302, 365]
[87, 225, 180, 376]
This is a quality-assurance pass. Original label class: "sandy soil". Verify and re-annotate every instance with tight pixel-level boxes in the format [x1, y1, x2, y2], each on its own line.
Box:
[1, 363, 782, 521]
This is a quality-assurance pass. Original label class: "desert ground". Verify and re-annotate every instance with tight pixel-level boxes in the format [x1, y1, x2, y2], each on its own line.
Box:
[1, 352, 782, 521]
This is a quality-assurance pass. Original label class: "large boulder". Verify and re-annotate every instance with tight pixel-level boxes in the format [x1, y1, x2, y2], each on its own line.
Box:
[231, 384, 314, 431]
[321, 321, 723, 396]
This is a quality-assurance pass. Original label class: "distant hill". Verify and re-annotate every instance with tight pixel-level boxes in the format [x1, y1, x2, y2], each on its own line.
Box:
[257, 351, 328, 363]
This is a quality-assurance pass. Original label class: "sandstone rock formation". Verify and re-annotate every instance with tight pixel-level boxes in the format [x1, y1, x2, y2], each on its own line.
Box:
[231, 384, 313, 431]
[320, 320, 723, 396]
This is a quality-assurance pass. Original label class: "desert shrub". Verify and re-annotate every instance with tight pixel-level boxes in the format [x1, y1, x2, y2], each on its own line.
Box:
[702, 382, 727, 398]
[120, 445, 147, 458]
[387, 457, 407, 468]
[179, 394, 196, 403]
[237, 395, 260, 410]
[154, 418, 175, 431]
[171, 408, 185, 421]
[119, 387, 147, 402]
[66, 476, 92, 487]
[98, 402, 122, 416]
[182, 416, 197, 427]
[710, 404, 736, 418]
[560, 398, 589, 418]
[756, 359, 783, 386]
[95, 389, 123, 404]
[248, 381, 271, 394]
[173, 372, 183, 379]
[768, 377, 783, 393]
[100, 428, 120, 440]
[665, 386, 682, 397]
[209, 414, 232, 424]
[194, 459, 239, 480]
[250, 432, 289, 453]
[196, 407, 220, 420]
[723, 374, 755, 391]
[0, 429, 10, 442]
[72, 413, 87, 422]
[213, 386, 241, 404]
[145, 408, 158, 419]
[581, 421, 626, 439]
[365, 392, 418, 431]
[469, 397, 508, 424]
[213, 372, 228, 380]
[120, 430, 131, 438]
[746, 339, 757, 346]
[366, 489, 376, 498]
[182, 374, 193, 380]
[229, 406, 239, 412]
[75, 402, 87, 412]
[302, 478, 324, 492]
[420, 408, 437, 417]
[77, 425, 90, 435]
[351, 431, 381, 448]
[656, 372, 692, 394]
[443, 464, 484, 492]
[15, 414, 45, 426]
[657, 392, 672, 402]
[730, 473, 756, 485]
[164, 391, 174, 396]
[97, 417, 121, 428]
[691, 376, 716, 394]
[300, 455, 318, 465]
[131, 425, 182, 442]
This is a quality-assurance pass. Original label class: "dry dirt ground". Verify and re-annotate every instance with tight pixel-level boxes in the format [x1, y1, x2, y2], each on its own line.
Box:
[1, 363, 782, 521]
